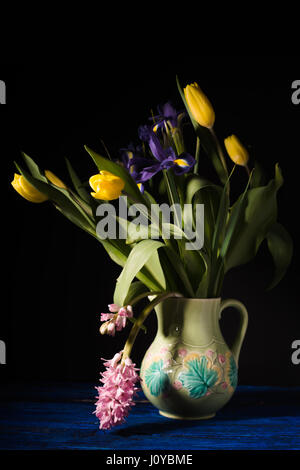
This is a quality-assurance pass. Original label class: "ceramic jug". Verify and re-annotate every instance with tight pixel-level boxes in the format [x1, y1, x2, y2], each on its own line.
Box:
[140, 297, 248, 419]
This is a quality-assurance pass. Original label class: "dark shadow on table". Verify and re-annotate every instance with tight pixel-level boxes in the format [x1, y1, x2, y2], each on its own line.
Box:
[115, 387, 300, 437]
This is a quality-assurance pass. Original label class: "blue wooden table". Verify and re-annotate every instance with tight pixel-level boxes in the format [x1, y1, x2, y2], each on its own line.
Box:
[0, 382, 299, 451]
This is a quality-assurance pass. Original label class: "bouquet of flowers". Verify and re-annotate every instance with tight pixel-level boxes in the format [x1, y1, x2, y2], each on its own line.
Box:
[11, 77, 293, 429]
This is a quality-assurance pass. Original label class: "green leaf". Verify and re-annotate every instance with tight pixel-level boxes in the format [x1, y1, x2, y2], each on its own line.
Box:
[250, 161, 266, 188]
[123, 281, 149, 305]
[220, 169, 253, 259]
[15, 163, 96, 231]
[145, 251, 167, 291]
[113, 239, 165, 306]
[21, 152, 48, 182]
[183, 249, 207, 292]
[185, 174, 222, 205]
[99, 238, 165, 292]
[266, 222, 293, 289]
[162, 246, 195, 297]
[211, 174, 231, 261]
[65, 157, 91, 204]
[84, 146, 145, 204]
[225, 164, 284, 271]
[193, 187, 221, 255]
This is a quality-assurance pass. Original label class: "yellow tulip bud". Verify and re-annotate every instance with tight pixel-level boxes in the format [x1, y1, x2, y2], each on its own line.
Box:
[11, 173, 48, 203]
[184, 82, 215, 129]
[224, 135, 249, 166]
[89, 170, 125, 200]
[45, 170, 67, 189]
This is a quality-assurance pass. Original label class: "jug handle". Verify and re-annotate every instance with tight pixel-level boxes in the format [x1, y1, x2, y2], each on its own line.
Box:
[219, 299, 248, 364]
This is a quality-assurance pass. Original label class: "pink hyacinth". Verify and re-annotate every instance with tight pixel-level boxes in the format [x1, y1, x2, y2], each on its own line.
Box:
[100, 305, 133, 336]
[94, 352, 140, 430]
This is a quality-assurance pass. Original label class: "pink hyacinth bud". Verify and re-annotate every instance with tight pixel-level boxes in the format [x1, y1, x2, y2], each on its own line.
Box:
[100, 313, 114, 321]
[100, 322, 109, 335]
[117, 307, 128, 317]
[126, 305, 133, 318]
[95, 351, 140, 429]
[108, 304, 120, 312]
[115, 314, 126, 331]
[107, 322, 116, 336]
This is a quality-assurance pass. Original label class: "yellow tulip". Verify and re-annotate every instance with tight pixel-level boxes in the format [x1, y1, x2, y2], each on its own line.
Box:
[45, 170, 67, 189]
[11, 173, 48, 203]
[184, 82, 215, 129]
[224, 135, 249, 166]
[89, 171, 125, 200]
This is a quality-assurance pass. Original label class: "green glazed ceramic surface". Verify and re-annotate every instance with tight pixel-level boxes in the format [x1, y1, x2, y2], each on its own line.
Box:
[140, 297, 248, 420]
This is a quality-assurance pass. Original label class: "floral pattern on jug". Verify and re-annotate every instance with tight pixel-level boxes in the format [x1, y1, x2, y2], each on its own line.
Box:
[142, 345, 238, 400]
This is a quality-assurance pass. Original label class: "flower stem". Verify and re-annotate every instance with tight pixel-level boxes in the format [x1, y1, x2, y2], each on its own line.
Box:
[210, 128, 228, 175]
[122, 291, 183, 362]
[194, 136, 201, 174]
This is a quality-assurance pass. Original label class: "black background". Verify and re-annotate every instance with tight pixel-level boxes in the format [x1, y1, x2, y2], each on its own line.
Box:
[1, 56, 299, 387]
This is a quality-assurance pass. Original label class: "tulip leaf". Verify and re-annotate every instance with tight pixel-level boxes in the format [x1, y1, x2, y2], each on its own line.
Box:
[53, 203, 96, 237]
[185, 174, 222, 254]
[113, 239, 165, 306]
[250, 160, 266, 188]
[195, 253, 210, 298]
[185, 174, 222, 205]
[211, 171, 232, 261]
[123, 281, 149, 305]
[162, 245, 195, 297]
[65, 157, 91, 204]
[220, 169, 253, 259]
[84, 146, 145, 204]
[266, 222, 293, 289]
[21, 152, 48, 182]
[193, 187, 221, 255]
[225, 164, 284, 271]
[15, 163, 96, 231]
[183, 249, 207, 292]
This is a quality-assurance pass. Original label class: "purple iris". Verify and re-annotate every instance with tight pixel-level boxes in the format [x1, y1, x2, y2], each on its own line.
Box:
[121, 143, 149, 192]
[151, 102, 183, 132]
[136, 125, 195, 182]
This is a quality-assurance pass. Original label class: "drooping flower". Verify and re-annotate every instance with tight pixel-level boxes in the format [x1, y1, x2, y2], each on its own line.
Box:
[224, 134, 249, 167]
[100, 304, 133, 336]
[184, 82, 215, 129]
[11, 173, 48, 203]
[89, 171, 125, 200]
[94, 352, 140, 430]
